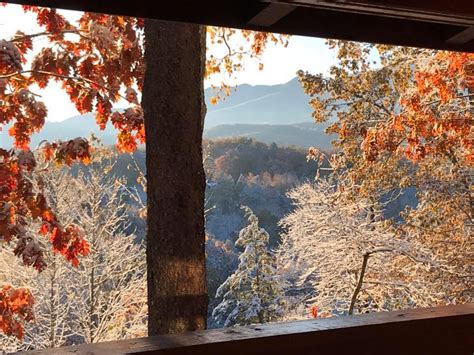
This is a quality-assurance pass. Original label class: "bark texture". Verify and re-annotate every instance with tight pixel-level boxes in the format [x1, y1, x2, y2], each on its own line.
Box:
[143, 20, 207, 335]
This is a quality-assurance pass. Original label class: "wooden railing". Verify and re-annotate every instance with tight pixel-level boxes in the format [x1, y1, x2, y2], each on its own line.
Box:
[24, 304, 473, 355]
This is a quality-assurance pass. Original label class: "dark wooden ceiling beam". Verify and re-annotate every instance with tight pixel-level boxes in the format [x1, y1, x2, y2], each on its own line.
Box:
[278, 0, 474, 26]
[3, 0, 474, 52]
[264, 6, 473, 52]
[447, 27, 474, 45]
[247, 2, 297, 27]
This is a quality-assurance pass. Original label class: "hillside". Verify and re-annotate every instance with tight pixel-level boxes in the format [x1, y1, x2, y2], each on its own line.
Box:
[0, 78, 334, 150]
[204, 122, 334, 150]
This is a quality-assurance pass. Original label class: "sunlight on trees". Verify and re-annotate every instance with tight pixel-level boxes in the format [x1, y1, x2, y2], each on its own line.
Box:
[298, 44, 473, 309]
[0, 3, 286, 341]
[0, 153, 146, 351]
[0, 1, 472, 349]
[276, 180, 438, 318]
[212, 206, 282, 327]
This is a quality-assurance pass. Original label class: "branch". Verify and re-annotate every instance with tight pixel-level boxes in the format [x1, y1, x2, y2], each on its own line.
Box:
[0, 70, 128, 101]
[220, 33, 232, 57]
[348, 247, 393, 315]
[10, 30, 90, 42]
[423, 93, 474, 107]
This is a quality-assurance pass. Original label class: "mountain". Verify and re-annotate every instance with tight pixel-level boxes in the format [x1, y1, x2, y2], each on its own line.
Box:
[1, 78, 334, 150]
[204, 77, 317, 128]
[0, 113, 119, 149]
[204, 122, 334, 150]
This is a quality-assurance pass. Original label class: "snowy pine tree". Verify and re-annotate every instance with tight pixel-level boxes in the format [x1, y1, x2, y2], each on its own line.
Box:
[212, 206, 282, 327]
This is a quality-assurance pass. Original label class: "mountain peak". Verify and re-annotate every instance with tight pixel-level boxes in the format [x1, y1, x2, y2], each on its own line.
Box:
[1, 78, 323, 149]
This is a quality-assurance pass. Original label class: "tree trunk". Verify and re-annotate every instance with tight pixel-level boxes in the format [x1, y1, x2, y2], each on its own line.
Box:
[349, 252, 370, 316]
[143, 20, 208, 335]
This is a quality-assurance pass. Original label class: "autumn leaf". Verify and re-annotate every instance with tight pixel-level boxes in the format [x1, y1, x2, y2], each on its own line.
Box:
[0, 285, 35, 340]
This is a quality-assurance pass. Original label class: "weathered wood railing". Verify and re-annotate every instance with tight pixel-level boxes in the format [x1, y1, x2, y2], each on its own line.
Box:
[23, 304, 473, 355]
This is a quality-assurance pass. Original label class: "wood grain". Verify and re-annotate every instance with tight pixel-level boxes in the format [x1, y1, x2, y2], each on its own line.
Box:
[5, 0, 474, 52]
[23, 304, 474, 355]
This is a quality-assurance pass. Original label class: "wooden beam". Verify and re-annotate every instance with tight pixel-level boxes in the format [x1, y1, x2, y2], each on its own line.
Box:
[248, 3, 297, 27]
[447, 27, 474, 44]
[23, 304, 474, 355]
[270, 6, 474, 52]
[4, 1, 474, 52]
[280, 0, 474, 26]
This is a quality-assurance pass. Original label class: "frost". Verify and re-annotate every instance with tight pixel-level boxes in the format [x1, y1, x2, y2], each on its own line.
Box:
[212, 206, 283, 327]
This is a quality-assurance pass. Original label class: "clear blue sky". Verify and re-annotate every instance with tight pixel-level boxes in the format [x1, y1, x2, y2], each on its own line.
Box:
[1, 4, 337, 122]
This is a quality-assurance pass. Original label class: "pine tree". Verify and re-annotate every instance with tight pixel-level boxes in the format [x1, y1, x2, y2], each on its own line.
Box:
[212, 206, 282, 327]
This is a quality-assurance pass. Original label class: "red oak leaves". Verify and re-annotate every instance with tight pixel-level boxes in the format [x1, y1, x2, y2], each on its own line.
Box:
[0, 285, 35, 340]
[1, 144, 91, 272]
[361, 52, 474, 164]
[1, 7, 145, 152]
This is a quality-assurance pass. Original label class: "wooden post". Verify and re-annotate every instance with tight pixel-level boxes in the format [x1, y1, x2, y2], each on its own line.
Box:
[143, 20, 208, 335]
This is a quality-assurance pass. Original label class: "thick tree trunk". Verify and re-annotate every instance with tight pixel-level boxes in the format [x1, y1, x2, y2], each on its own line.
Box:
[143, 20, 208, 335]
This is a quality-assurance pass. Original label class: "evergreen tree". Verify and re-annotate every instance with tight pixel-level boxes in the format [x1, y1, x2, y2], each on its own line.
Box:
[212, 207, 282, 327]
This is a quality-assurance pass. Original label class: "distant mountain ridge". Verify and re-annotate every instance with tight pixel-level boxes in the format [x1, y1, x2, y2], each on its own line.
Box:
[1, 78, 334, 150]
[204, 122, 334, 150]
[205, 77, 318, 127]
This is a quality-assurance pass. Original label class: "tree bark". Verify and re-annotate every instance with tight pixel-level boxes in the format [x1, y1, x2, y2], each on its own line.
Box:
[349, 252, 370, 316]
[349, 247, 393, 315]
[143, 20, 208, 335]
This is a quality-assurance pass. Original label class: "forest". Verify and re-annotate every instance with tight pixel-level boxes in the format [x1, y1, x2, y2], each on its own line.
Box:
[0, 3, 472, 353]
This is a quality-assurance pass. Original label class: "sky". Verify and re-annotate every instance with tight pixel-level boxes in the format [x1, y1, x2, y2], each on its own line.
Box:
[0, 4, 337, 122]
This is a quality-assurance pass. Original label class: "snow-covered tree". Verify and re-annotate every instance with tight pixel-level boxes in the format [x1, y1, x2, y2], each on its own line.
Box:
[0, 154, 147, 352]
[206, 235, 238, 328]
[276, 180, 438, 319]
[212, 206, 282, 327]
[0, 249, 73, 351]
[65, 162, 147, 344]
[0, 168, 86, 352]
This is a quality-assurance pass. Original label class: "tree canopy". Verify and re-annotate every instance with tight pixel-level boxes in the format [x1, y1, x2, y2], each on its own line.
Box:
[299, 42, 473, 308]
[0, 4, 288, 339]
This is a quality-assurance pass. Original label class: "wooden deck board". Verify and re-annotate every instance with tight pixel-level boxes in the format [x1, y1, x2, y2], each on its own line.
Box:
[22, 304, 474, 355]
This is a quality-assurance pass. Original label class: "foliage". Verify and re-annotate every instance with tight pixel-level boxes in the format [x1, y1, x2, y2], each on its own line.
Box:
[276, 180, 436, 318]
[364, 51, 473, 163]
[204, 137, 321, 182]
[212, 207, 282, 327]
[0, 143, 91, 271]
[0, 156, 147, 352]
[0, 3, 288, 339]
[0, 145, 91, 338]
[204, 138, 329, 251]
[206, 27, 288, 102]
[0, 285, 34, 340]
[298, 42, 473, 307]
